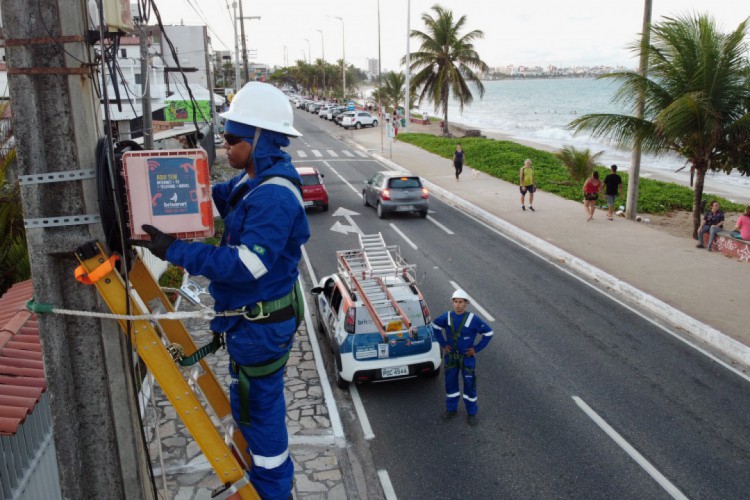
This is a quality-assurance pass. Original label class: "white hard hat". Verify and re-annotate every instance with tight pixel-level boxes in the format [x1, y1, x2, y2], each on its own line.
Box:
[219, 82, 302, 137]
[451, 289, 470, 301]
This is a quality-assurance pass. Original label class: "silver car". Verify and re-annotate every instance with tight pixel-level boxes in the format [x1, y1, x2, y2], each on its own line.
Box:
[362, 172, 429, 219]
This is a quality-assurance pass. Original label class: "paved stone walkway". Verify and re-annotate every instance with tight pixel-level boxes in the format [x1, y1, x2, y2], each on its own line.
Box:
[141, 276, 348, 499]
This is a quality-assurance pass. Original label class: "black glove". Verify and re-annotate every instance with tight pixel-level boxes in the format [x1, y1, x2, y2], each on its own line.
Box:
[129, 224, 176, 260]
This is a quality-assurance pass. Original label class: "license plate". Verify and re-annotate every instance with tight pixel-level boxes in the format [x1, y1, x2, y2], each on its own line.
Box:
[304, 201, 314, 207]
[381, 366, 409, 378]
[395, 205, 414, 212]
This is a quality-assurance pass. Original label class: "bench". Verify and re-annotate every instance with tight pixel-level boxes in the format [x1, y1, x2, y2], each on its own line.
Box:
[410, 117, 430, 125]
[701, 230, 750, 262]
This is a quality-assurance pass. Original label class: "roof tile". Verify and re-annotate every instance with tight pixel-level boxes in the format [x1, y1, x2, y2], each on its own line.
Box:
[0, 280, 46, 436]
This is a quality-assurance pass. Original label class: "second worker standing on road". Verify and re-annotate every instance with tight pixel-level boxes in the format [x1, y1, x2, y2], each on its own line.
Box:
[431, 290, 494, 426]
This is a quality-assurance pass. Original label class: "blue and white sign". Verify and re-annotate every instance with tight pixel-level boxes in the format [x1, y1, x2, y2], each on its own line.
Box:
[347, 100, 355, 111]
[148, 157, 199, 216]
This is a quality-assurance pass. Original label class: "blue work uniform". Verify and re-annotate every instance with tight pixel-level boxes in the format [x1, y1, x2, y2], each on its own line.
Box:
[166, 121, 310, 499]
[431, 311, 493, 415]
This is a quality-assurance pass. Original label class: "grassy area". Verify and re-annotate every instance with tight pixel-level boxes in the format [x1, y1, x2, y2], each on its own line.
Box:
[398, 133, 745, 214]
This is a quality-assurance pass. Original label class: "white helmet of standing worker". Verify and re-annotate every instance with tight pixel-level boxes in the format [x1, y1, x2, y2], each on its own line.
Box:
[452, 289, 470, 301]
[220, 82, 302, 137]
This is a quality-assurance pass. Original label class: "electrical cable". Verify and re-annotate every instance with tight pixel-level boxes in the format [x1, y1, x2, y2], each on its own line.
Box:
[94, 1, 158, 496]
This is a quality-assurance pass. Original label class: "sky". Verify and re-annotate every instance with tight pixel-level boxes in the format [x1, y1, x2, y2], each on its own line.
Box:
[152, 0, 748, 72]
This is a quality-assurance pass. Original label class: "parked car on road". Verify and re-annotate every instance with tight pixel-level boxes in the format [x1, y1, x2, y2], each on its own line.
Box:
[342, 111, 378, 129]
[296, 166, 329, 211]
[363, 171, 429, 219]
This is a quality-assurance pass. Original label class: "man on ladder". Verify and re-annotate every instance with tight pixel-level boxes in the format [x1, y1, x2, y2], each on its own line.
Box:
[131, 82, 309, 499]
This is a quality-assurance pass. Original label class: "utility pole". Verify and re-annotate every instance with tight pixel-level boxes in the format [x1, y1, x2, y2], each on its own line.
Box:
[0, 1, 153, 498]
[377, 0, 383, 154]
[139, 19, 154, 149]
[238, 0, 249, 84]
[203, 26, 219, 132]
[232, 1, 241, 90]
[404, 0, 411, 130]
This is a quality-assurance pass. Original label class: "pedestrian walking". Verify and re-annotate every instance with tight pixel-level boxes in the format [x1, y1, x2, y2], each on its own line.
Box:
[519, 159, 536, 211]
[131, 82, 309, 499]
[453, 143, 464, 181]
[603, 164, 623, 221]
[431, 290, 494, 426]
[583, 171, 603, 221]
[392, 111, 400, 141]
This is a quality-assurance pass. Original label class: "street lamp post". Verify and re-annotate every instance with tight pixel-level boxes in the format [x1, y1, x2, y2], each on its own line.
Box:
[316, 29, 326, 99]
[377, 0, 383, 153]
[404, 0, 411, 130]
[304, 38, 311, 64]
[333, 16, 345, 100]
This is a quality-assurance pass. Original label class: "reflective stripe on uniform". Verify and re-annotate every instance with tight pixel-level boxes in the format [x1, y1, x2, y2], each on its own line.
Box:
[251, 449, 290, 469]
[483, 331, 494, 337]
[446, 391, 461, 398]
[433, 324, 443, 331]
[237, 245, 269, 278]
[463, 395, 477, 402]
[465, 313, 474, 328]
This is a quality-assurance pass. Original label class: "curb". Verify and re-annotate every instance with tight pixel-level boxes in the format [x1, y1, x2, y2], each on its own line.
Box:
[340, 135, 750, 372]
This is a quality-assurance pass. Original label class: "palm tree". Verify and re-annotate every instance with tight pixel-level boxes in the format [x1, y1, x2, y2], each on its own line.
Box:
[406, 5, 489, 135]
[555, 146, 604, 183]
[569, 14, 750, 236]
[381, 71, 406, 114]
[0, 103, 29, 295]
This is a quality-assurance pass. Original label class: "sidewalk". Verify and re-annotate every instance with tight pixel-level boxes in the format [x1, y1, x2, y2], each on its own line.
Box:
[143, 276, 359, 500]
[334, 124, 750, 369]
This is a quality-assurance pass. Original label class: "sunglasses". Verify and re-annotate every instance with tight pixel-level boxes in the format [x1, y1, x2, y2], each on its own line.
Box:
[223, 133, 249, 146]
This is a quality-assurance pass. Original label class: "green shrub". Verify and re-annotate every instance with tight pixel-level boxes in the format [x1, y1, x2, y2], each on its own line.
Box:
[398, 133, 745, 214]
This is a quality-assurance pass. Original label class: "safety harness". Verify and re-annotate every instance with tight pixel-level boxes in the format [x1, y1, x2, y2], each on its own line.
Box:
[445, 313, 477, 390]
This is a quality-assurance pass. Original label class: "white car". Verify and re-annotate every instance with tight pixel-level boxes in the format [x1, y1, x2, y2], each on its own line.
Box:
[311, 234, 441, 388]
[341, 111, 378, 129]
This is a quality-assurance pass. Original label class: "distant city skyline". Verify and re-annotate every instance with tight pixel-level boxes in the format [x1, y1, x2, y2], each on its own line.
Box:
[154, 0, 746, 73]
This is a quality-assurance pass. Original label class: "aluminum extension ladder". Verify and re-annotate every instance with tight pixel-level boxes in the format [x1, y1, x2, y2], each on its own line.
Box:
[337, 233, 413, 338]
[74, 241, 258, 499]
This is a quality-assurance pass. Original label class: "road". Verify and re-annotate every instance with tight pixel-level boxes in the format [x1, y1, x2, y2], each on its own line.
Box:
[291, 108, 750, 499]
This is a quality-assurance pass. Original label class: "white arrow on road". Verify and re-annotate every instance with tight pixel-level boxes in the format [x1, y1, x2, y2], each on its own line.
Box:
[330, 207, 363, 235]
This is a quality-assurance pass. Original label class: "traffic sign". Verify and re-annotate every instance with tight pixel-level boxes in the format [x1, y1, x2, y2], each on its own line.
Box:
[347, 100, 355, 111]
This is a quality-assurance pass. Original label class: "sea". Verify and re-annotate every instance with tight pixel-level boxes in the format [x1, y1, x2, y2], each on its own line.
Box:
[438, 78, 750, 202]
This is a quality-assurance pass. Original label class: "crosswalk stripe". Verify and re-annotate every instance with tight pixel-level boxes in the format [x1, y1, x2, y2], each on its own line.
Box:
[297, 150, 307, 158]
[342, 150, 354, 157]
[312, 150, 323, 157]
[326, 150, 338, 157]
[355, 151, 368, 158]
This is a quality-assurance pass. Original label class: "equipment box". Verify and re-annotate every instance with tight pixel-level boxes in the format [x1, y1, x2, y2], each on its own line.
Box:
[122, 149, 214, 240]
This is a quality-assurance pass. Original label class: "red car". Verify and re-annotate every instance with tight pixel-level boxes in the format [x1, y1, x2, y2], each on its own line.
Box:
[296, 167, 329, 211]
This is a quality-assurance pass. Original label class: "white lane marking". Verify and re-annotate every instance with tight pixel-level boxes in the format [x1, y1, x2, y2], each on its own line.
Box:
[342, 150, 354, 157]
[426, 215, 454, 235]
[378, 469, 398, 500]
[299, 247, 346, 443]
[458, 211, 750, 384]
[297, 150, 307, 158]
[355, 150, 368, 157]
[390, 223, 418, 250]
[350, 384, 375, 440]
[326, 149, 338, 157]
[573, 396, 688, 500]
[448, 280, 496, 322]
[312, 149, 323, 157]
[324, 160, 361, 196]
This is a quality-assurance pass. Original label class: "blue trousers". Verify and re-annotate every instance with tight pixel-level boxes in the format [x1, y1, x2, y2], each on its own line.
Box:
[227, 318, 296, 500]
[444, 354, 478, 415]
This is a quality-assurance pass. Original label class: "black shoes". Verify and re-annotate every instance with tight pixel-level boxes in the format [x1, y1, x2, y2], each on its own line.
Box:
[696, 243, 705, 248]
[467, 415, 478, 426]
[522, 205, 526, 211]
[529, 206, 535, 212]
[441, 411, 458, 421]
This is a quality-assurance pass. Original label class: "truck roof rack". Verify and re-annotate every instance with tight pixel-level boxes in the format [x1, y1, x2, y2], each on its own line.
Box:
[336, 233, 416, 339]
